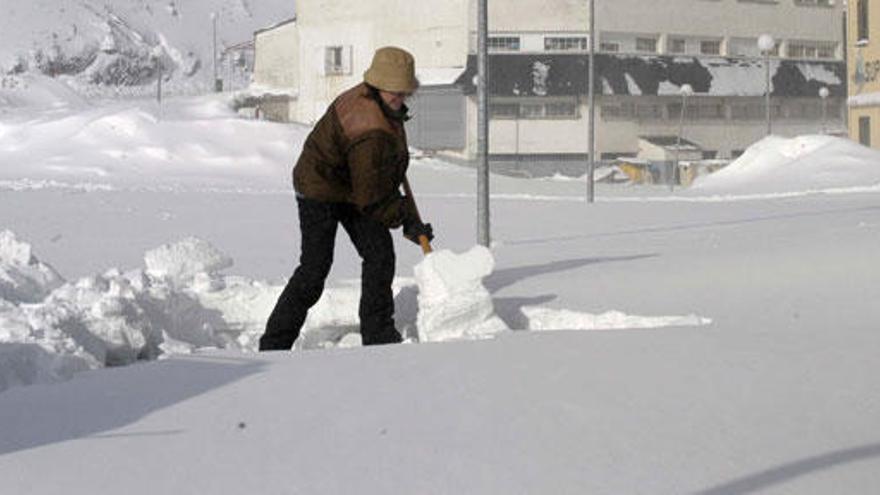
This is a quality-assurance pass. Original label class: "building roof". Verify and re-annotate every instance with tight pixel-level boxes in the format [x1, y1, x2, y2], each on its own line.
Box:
[640, 135, 701, 150]
[454, 54, 846, 98]
[254, 16, 297, 36]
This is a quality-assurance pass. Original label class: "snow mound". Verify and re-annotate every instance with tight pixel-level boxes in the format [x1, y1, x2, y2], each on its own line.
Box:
[0, 230, 64, 303]
[0, 96, 302, 191]
[414, 246, 509, 342]
[0, 74, 87, 115]
[691, 135, 880, 195]
[523, 307, 712, 331]
[144, 237, 233, 286]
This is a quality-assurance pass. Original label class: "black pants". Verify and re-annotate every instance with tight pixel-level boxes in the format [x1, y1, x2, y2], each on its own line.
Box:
[260, 197, 402, 350]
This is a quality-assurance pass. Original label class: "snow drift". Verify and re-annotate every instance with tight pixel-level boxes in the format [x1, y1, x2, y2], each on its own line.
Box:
[691, 135, 880, 195]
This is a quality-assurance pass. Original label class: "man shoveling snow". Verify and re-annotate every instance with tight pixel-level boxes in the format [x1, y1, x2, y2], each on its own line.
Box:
[259, 46, 434, 350]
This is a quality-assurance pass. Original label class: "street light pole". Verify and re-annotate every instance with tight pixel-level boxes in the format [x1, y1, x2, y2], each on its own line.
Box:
[758, 34, 775, 136]
[211, 12, 218, 92]
[151, 46, 164, 120]
[672, 84, 693, 192]
[477, 0, 490, 247]
[819, 86, 830, 134]
[587, 0, 596, 203]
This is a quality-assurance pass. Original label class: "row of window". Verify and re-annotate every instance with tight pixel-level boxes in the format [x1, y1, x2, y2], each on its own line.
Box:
[488, 99, 842, 121]
[489, 34, 838, 59]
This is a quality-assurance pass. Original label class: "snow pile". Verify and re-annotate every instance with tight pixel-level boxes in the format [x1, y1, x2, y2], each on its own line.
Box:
[0, 74, 88, 116]
[691, 135, 880, 195]
[145, 237, 233, 287]
[0, 234, 244, 392]
[523, 307, 712, 331]
[414, 246, 509, 342]
[0, 230, 64, 303]
[0, 95, 303, 191]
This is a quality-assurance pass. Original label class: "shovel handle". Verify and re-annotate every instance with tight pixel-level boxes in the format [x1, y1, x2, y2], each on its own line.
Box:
[402, 176, 433, 255]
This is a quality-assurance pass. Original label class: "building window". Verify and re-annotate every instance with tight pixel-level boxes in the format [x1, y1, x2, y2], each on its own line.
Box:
[794, 0, 832, 5]
[324, 46, 351, 75]
[600, 42, 620, 52]
[787, 41, 837, 59]
[700, 40, 721, 55]
[635, 103, 663, 119]
[788, 102, 822, 119]
[669, 38, 687, 54]
[636, 37, 658, 53]
[545, 37, 588, 51]
[490, 103, 519, 119]
[859, 116, 871, 147]
[488, 37, 520, 52]
[858, 0, 870, 42]
[731, 103, 765, 120]
[490, 100, 579, 120]
[545, 102, 578, 117]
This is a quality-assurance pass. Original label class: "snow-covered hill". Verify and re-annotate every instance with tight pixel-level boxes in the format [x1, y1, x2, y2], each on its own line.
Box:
[0, 0, 294, 94]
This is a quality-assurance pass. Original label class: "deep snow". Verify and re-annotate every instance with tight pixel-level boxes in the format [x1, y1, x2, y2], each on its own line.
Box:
[1, 85, 879, 493]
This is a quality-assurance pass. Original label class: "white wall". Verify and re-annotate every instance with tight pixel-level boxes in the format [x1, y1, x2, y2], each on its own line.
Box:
[293, 0, 470, 123]
[253, 21, 299, 90]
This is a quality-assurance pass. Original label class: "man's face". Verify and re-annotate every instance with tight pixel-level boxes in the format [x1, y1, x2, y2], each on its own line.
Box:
[379, 90, 411, 111]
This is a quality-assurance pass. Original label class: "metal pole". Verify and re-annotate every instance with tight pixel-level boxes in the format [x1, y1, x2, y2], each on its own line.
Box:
[477, 0, 490, 247]
[587, 0, 596, 203]
[765, 51, 771, 135]
[212, 13, 218, 92]
[156, 60, 163, 119]
[673, 93, 686, 192]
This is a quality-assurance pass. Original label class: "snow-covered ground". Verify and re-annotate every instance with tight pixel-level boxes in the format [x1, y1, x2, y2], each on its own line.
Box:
[1, 86, 880, 493]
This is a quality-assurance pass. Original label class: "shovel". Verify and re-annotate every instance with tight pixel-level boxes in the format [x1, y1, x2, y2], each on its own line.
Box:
[402, 176, 433, 254]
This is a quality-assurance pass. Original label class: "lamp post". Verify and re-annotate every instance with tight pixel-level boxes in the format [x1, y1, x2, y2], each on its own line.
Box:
[211, 12, 219, 92]
[476, 0, 490, 247]
[672, 83, 694, 192]
[819, 86, 830, 134]
[151, 46, 164, 119]
[587, 0, 596, 203]
[757, 34, 775, 136]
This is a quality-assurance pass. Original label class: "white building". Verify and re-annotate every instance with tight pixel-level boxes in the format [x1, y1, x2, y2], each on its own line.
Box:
[252, 0, 846, 176]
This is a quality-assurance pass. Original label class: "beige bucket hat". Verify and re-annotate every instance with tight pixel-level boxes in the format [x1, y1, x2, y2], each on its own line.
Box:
[363, 46, 419, 93]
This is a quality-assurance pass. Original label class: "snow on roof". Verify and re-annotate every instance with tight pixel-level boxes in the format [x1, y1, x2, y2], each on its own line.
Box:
[640, 135, 701, 151]
[691, 135, 880, 195]
[849, 91, 880, 108]
[416, 67, 466, 87]
[254, 16, 297, 35]
[456, 54, 846, 98]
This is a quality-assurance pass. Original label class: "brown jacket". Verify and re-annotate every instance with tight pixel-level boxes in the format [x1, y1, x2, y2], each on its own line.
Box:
[293, 83, 413, 228]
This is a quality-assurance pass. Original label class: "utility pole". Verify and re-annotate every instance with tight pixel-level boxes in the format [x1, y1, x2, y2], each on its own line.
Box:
[211, 12, 219, 92]
[477, 0, 490, 247]
[758, 34, 775, 136]
[151, 46, 163, 120]
[587, 0, 596, 203]
[673, 84, 693, 192]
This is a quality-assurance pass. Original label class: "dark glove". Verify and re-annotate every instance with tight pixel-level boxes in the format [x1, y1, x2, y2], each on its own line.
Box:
[403, 219, 434, 246]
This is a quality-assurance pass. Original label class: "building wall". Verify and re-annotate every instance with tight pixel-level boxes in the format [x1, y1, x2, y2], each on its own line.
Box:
[848, 0, 880, 148]
[253, 20, 299, 90]
[291, 0, 469, 123]
[468, 0, 844, 58]
[466, 95, 844, 160]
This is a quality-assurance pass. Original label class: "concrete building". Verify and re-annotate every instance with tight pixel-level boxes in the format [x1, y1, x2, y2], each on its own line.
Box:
[252, 0, 847, 175]
[849, 0, 880, 148]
